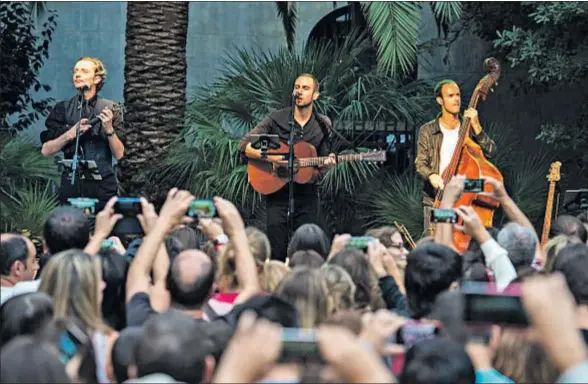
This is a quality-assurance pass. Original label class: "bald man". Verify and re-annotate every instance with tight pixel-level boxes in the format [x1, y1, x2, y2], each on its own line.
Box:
[126, 249, 215, 327]
[0, 233, 41, 304]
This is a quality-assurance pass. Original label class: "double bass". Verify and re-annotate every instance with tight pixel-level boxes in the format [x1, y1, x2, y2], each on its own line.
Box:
[432, 58, 504, 253]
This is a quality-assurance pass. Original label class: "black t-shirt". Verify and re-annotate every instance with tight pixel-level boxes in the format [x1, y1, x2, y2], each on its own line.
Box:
[125, 292, 207, 328]
[126, 292, 157, 328]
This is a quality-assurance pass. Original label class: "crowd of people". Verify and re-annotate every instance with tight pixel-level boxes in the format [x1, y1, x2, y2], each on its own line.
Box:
[1, 177, 588, 384]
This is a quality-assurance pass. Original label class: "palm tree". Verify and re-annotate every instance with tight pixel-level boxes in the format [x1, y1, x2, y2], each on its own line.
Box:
[118, 2, 189, 199]
[155, 32, 432, 233]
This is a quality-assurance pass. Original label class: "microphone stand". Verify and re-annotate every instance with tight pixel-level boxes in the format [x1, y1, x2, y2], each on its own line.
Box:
[286, 94, 297, 246]
[70, 88, 85, 188]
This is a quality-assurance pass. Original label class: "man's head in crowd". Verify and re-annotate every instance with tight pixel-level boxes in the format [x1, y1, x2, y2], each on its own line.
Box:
[132, 311, 215, 383]
[43, 206, 90, 254]
[404, 243, 462, 319]
[552, 244, 588, 311]
[497, 223, 536, 273]
[0, 234, 39, 283]
[551, 214, 588, 244]
[166, 249, 215, 310]
[401, 338, 475, 384]
[112, 326, 143, 383]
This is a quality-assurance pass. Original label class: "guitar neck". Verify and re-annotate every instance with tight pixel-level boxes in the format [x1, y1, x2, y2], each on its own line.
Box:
[540, 181, 557, 247]
[298, 153, 366, 167]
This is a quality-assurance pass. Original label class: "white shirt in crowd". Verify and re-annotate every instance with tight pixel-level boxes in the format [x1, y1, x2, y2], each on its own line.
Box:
[439, 121, 460, 176]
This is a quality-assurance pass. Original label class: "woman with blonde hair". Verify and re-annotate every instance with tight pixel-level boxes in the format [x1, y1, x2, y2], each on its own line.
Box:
[261, 260, 289, 293]
[275, 267, 333, 328]
[207, 227, 272, 317]
[38, 249, 116, 383]
[542, 234, 582, 272]
[321, 264, 356, 312]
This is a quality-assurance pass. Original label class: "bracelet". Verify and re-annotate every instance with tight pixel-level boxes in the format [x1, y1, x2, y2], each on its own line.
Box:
[105, 131, 115, 137]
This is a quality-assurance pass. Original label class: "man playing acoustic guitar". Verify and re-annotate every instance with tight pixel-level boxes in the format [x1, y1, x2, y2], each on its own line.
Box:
[239, 73, 337, 261]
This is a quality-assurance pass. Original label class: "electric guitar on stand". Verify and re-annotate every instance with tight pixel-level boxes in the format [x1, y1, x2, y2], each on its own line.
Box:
[540, 161, 562, 247]
[247, 141, 386, 195]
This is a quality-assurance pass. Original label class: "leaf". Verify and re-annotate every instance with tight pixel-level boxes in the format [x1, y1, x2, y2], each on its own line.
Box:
[275, 2, 297, 52]
[361, 1, 421, 78]
[430, 1, 462, 32]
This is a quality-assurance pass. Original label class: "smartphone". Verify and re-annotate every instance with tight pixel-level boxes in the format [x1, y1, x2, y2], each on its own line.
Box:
[114, 197, 142, 216]
[389, 321, 442, 348]
[280, 328, 322, 362]
[464, 179, 485, 193]
[345, 236, 377, 250]
[101, 239, 115, 249]
[461, 281, 528, 326]
[188, 200, 217, 218]
[67, 197, 99, 215]
[430, 208, 458, 224]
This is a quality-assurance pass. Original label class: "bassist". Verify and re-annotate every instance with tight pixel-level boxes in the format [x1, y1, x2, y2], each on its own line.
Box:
[415, 79, 497, 234]
[238, 73, 336, 261]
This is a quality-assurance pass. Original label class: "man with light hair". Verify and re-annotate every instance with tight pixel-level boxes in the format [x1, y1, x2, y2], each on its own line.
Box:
[497, 222, 537, 274]
[40, 56, 125, 210]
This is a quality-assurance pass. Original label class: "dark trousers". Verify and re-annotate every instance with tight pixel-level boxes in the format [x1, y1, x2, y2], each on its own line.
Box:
[59, 172, 118, 212]
[266, 186, 319, 261]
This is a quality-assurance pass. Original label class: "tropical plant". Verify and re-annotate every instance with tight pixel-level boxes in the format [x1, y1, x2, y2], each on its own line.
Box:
[275, 1, 462, 78]
[358, 168, 425, 241]
[0, 136, 59, 233]
[156, 32, 431, 230]
[0, 1, 57, 133]
[118, 2, 189, 199]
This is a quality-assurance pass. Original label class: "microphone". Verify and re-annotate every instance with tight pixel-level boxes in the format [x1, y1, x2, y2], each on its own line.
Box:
[77, 84, 91, 92]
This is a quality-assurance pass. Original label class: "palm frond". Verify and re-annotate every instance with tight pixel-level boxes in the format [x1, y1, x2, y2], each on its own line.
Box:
[1, 183, 57, 234]
[502, 145, 553, 228]
[361, 1, 421, 78]
[275, 2, 297, 51]
[358, 169, 425, 241]
[0, 136, 59, 190]
[319, 149, 381, 198]
[430, 2, 462, 28]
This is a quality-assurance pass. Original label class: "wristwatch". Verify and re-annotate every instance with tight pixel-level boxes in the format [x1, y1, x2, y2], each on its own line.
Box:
[213, 234, 229, 247]
[105, 131, 115, 137]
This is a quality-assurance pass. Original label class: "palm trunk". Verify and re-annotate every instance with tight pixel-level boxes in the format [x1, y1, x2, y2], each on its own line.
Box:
[119, 1, 189, 199]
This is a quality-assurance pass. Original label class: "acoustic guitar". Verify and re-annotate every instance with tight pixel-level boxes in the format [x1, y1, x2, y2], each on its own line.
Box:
[540, 161, 562, 247]
[247, 141, 386, 195]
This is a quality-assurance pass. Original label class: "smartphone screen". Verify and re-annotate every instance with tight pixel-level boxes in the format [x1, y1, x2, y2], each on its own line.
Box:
[345, 236, 377, 250]
[461, 282, 528, 325]
[280, 328, 322, 362]
[431, 208, 458, 224]
[114, 197, 142, 216]
[188, 200, 217, 218]
[464, 179, 484, 193]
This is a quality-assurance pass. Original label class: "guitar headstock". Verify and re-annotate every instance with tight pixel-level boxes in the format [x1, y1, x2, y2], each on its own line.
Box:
[547, 161, 562, 182]
[361, 150, 387, 163]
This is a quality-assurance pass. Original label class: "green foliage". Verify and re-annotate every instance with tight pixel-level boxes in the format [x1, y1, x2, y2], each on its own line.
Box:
[1, 183, 57, 234]
[275, 2, 297, 52]
[492, 2, 588, 86]
[359, 168, 424, 241]
[0, 136, 59, 233]
[0, 1, 57, 132]
[361, 1, 463, 78]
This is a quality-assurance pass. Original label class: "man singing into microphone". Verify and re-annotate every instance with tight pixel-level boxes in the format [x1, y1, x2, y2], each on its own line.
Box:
[238, 73, 336, 261]
[40, 57, 125, 210]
